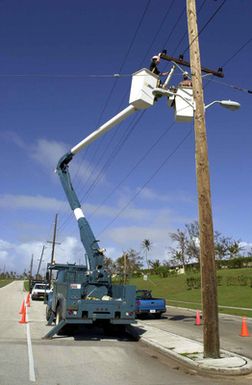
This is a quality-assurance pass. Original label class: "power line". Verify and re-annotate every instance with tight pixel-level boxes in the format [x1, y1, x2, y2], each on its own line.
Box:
[98, 127, 193, 237]
[203, 35, 252, 94]
[56, 1, 152, 229]
[162, 6, 186, 49]
[182, 0, 227, 55]
[140, 0, 176, 65]
[58, 111, 145, 233]
[222, 37, 252, 68]
[172, 0, 207, 55]
[204, 76, 252, 95]
[0, 73, 131, 79]
[88, 121, 176, 220]
[80, 113, 144, 203]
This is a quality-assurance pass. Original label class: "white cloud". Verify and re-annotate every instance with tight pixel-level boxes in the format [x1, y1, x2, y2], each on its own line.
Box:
[239, 242, 252, 254]
[0, 236, 86, 274]
[105, 225, 171, 246]
[30, 138, 106, 183]
[5, 133, 107, 185]
[138, 187, 194, 203]
[0, 194, 67, 212]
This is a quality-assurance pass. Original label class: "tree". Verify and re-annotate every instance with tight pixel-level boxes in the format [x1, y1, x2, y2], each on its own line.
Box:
[185, 221, 200, 263]
[228, 241, 243, 259]
[149, 259, 161, 274]
[141, 239, 152, 270]
[115, 249, 143, 282]
[169, 229, 188, 268]
[103, 256, 116, 275]
[214, 231, 231, 260]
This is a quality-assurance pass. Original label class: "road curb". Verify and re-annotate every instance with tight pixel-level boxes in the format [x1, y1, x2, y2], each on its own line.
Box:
[127, 322, 252, 376]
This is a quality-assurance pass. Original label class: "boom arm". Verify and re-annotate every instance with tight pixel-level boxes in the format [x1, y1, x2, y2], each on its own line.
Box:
[56, 68, 162, 276]
[56, 105, 137, 272]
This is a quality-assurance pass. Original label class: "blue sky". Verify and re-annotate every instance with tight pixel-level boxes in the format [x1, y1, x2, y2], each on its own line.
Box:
[0, 0, 251, 274]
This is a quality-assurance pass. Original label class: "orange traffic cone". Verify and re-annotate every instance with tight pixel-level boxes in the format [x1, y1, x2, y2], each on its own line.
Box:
[240, 317, 250, 337]
[19, 304, 28, 324]
[195, 310, 201, 326]
[19, 299, 25, 314]
[26, 292, 31, 307]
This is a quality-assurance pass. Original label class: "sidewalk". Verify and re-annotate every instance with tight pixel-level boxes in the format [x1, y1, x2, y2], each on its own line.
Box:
[128, 320, 252, 375]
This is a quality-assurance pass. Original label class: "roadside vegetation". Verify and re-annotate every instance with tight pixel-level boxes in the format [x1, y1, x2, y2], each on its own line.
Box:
[129, 268, 252, 317]
[2, 220, 252, 317]
[24, 280, 30, 292]
[0, 279, 14, 288]
[107, 221, 252, 318]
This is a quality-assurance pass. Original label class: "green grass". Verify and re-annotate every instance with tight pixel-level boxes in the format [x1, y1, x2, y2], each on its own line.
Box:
[129, 268, 252, 317]
[0, 279, 14, 288]
[24, 280, 29, 292]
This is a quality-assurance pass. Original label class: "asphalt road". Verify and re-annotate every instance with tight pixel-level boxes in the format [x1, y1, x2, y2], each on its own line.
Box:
[0, 281, 251, 385]
[140, 306, 252, 359]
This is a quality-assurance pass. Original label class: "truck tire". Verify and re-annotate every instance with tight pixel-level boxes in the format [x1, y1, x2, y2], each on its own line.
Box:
[56, 302, 68, 336]
[56, 303, 63, 325]
[46, 305, 54, 322]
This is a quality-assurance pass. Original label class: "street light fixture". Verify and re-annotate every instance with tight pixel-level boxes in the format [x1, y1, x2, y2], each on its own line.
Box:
[153, 88, 240, 112]
[205, 100, 240, 111]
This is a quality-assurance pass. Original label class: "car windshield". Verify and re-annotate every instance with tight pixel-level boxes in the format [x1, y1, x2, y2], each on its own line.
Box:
[34, 284, 47, 290]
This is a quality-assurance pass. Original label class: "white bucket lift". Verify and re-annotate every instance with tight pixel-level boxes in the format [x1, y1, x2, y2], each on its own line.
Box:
[129, 68, 159, 109]
[174, 86, 194, 122]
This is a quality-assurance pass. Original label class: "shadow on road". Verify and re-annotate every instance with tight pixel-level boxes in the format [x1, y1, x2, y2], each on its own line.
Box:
[168, 314, 198, 322]
[47, 324, 138, 342]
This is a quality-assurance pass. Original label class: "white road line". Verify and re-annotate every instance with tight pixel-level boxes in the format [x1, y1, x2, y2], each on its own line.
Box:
[25, 308, 36, 382]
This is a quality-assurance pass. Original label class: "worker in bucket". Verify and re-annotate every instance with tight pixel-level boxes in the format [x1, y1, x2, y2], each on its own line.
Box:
[149, 53, 169, 87]
[179, 71, 193, 87]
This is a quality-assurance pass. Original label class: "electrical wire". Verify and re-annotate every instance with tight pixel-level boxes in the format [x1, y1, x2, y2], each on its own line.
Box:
[202, 35, 252, 94]
[172, 0, 207, 55]
[222, 37, 252, 68]
[88, 121, 176, 220]
[162, 6, 186, 49]
[98, 127, 193, 237]
[0, 73, 131, 78]
[58, 112, 145, 232]
[57, 2, 153, 233]
[58, 1, 229, 237]
[182, 0, 227, 55]
[204, 76, 252, 95]
[72, 0, 152, 180]
[140, 0, 176, 65]
[58, 4, 195, 236]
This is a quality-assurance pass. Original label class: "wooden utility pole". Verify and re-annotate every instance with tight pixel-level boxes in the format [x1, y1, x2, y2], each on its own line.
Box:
[28, 254, 33, 292]
[186, 0, 220, 358]
[47, 214, 60, 288]
[123, 252, 127, 285]
[36, 245, 46, 279]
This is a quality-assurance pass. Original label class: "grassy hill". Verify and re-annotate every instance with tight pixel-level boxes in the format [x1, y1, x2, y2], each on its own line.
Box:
[129, 268, 252, 317]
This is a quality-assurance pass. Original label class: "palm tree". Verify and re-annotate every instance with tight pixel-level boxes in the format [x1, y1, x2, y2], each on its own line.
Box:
[141, 239, 152, 271]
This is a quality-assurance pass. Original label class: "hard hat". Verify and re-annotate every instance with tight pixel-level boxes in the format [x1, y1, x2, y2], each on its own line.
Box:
[183, 71, 189, 77]
[152, 55, 159, 60]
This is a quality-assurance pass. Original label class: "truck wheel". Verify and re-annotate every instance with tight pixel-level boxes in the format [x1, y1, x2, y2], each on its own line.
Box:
[56, 302, 68, 335]
[46, 305, 54, 322]
[56, 304, 63, 325]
